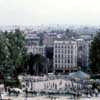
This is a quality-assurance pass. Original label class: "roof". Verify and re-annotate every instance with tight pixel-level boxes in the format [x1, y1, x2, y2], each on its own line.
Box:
[25, 33, 40, 39]
[69, 71, 90, 79]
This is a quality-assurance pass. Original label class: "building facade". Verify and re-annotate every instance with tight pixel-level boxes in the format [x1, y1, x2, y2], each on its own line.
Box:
[25, 33, 40, 46]
[76, 39, 92, 68]
[43, 33, 57, 47]
[53, 40, 77, 73]
[27, 45, 46, 57]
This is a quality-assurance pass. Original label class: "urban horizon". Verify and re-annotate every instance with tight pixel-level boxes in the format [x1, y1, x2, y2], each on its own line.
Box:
[0, 0, 100, 100]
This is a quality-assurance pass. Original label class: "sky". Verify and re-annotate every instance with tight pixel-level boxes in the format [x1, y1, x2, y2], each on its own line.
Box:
[0, 0, 100, 25]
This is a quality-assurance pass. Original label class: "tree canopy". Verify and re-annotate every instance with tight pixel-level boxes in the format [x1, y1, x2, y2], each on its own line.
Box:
[89, 32, 100, 74]
[27, 53, 48, 75]
[0, 29, 27, 78]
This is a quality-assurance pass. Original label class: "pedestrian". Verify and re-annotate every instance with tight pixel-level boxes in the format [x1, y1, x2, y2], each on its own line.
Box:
[94, 89, 98, 97]
[89, 89, 93, 97]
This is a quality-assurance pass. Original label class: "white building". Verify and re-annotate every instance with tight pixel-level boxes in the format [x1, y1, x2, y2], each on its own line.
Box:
[27, 45, 46, 56]
[53, 40, 77, 73]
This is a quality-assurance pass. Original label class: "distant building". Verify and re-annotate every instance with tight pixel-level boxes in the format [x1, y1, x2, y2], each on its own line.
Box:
[43, 33, 57, 47]
[83, 40, 92, 67]
[27, 45, 46, 56]
[25, 33, 40, 46]
[76, 39, 85, 67]
[53, 40, 77, 73]
[76, 39, 92, 67]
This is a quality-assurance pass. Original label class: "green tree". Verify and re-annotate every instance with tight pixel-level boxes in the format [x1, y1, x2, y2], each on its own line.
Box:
[33, 54, 48, 75]
[90, 32, 100, 74]
[28, 54, 48, 75]
[7, 29, 26, 74]
[0, 29, 27, 78]
[0, 32, 7, 65]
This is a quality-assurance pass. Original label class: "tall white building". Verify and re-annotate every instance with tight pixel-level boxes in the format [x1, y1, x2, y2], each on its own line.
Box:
[53, 40, 77, 73]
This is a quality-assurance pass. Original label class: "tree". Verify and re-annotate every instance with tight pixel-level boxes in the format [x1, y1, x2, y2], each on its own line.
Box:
[89, 32, 100, 74]
[0, 32, 7, 65]
[28, 53, 34, 75]
[46, 47, 53, 59]
[0, 29, 27, 78]
[33, 54, 48, 75]
[46, 47, 53, 72]
[27, 54, 48, 75]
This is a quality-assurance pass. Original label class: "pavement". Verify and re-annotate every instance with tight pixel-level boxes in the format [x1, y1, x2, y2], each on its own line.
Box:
[3, 95, 100, 100]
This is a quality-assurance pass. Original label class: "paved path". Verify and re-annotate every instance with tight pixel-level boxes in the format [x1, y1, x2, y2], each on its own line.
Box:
[3, 95, 100, 100]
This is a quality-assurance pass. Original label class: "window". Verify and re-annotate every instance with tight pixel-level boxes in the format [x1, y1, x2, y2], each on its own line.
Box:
[55, 64, 57, 68]
[71, 50, 73, 54]
[62, 55, 63, 58]
[65, 59, 67, 63]
[68, 49, 70, 54]
[55, 59, 57, 63]
[55, 44, 57, 48]
[68, 59, 70, 63]
[55, 55, 57, 58]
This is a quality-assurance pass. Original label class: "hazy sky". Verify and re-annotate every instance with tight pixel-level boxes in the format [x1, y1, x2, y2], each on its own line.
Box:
[0, 0, 100, 25]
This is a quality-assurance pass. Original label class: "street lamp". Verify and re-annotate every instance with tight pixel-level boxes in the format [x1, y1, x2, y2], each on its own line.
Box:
[25, 87, 28, 100]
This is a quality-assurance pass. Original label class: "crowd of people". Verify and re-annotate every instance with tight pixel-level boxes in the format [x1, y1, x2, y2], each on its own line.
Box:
[20, 75, 100, 99]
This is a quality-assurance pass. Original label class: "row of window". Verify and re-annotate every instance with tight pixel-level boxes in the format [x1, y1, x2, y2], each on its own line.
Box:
[54, 45, 76, 48]
[54, 55, 74, 58]
[54, 64, 76, 68]
[33, 49, 45, 51]
[54, 59, 74, 63]
[54, 50, 74, 54]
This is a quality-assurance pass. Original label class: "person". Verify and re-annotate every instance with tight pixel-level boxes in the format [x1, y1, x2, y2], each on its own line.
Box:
[89, 89, 93, 97]
[0, 92, 2, 100]
[8, 88, 11, 96]
[25, 87, 28, 100]
[94, 88, 98, 97]
[73, 93, 76, 100]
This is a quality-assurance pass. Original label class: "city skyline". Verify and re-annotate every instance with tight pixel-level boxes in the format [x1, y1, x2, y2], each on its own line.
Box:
[0, 0, 100, 25]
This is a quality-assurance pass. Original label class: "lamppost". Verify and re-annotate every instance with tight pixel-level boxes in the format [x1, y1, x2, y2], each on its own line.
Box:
[25, 87, 28, 100]
[0, 91, 2, 100]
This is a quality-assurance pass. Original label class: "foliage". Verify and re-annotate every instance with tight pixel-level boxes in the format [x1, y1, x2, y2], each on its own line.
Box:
[27, 53, 48, 75]
[89, 32, 100, 74]
[45, 47, 53, 72]
[46, 47, 53, 59]
[4, 78, 21, 88]
[0, 29, 27, 79]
